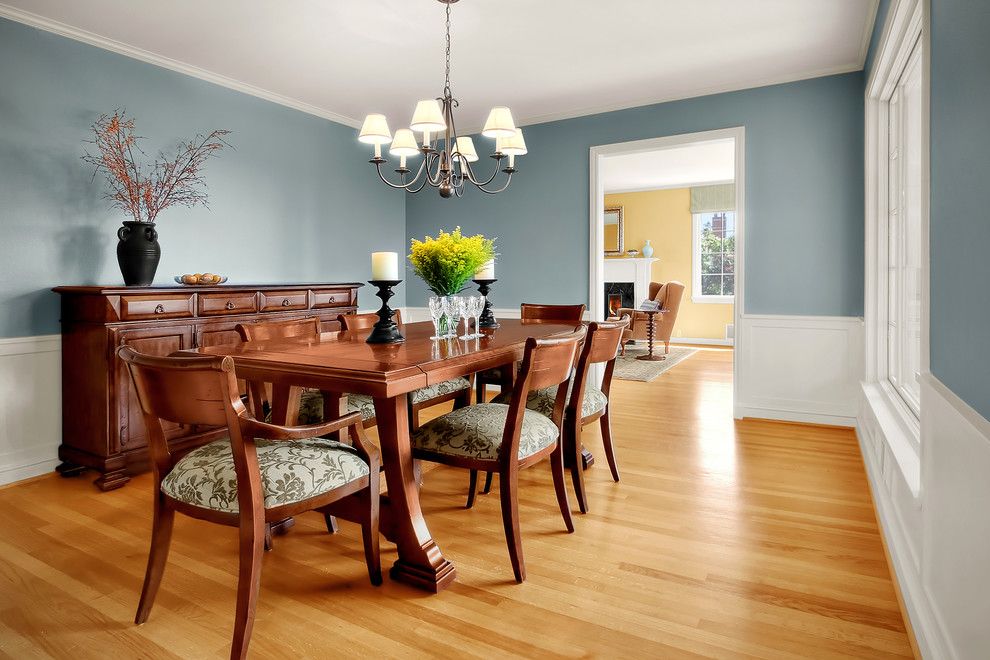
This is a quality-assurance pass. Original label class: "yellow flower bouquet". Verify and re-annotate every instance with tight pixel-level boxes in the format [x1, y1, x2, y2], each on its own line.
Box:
[408, 227, 496, 296]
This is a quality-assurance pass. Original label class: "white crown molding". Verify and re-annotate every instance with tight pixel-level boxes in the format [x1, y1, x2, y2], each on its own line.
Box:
[0, 3, 362, 128]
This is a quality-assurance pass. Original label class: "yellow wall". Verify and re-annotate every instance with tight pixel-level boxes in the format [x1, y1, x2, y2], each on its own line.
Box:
[604, 188, 733, 340]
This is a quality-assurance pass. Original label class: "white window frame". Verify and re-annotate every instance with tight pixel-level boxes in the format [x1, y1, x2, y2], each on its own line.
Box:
[691, 211, 735, 304]
[864, 0, 929, 459]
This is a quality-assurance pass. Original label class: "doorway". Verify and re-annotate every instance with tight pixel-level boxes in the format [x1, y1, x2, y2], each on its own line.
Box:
[589, 127, 744, 416]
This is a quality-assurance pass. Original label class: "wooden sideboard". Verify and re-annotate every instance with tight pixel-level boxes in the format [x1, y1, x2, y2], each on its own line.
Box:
[52, 283, 362, 490]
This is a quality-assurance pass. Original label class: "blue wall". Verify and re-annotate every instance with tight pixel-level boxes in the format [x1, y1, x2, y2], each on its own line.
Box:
[405, 73, 865, 317]
[0, 18, 404, 338]
[930, 0, 990, 419]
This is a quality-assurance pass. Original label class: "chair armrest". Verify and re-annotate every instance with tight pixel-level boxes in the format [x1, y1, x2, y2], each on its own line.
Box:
[240, 411, 364, 441]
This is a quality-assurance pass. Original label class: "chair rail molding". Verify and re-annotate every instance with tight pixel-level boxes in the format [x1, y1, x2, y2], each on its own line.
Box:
[0, 334, 61, 486]
[735, 314, 864, 426]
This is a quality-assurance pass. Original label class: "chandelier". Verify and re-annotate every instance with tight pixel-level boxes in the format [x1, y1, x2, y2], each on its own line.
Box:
[357, 0, 526, 198]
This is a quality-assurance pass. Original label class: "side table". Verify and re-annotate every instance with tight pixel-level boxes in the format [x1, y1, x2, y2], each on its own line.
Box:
[636, 309, 667, 361]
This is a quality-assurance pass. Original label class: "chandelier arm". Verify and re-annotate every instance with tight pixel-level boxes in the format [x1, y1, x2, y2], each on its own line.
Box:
[425, 150, 446, 186]
[472, 172, 514, 195]
[406, 169, 433, 194]
[461, 157, 504, 187]
[374, 160, 425, 190]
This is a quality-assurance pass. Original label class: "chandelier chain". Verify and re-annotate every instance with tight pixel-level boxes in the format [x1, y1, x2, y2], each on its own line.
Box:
[443, 1, 452, 97]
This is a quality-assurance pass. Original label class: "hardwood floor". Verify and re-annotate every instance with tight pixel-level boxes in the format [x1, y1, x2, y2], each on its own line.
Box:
[0, 349, 913, 658]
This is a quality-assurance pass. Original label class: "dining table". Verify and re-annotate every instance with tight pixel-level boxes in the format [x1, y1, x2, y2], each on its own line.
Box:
[187, 317, 581, 593]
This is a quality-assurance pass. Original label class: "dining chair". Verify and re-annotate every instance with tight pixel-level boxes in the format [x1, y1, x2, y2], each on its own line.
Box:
[235, 317, 377, 429]
[338, 311, 473, 430]
[410, 327, 586, 583]
[473, 303, 587, 495]
[495, 317, 629, 513]
[236, 316, 375, 540]
[118, 346, 381, 660]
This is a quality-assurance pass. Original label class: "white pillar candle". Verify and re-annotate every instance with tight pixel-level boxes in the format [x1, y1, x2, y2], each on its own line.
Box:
[371, 252, 399, 280]
[475, 259, 495, 279]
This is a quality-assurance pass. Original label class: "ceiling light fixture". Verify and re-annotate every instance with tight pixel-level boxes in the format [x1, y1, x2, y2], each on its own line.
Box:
[358, 0, 525, 198]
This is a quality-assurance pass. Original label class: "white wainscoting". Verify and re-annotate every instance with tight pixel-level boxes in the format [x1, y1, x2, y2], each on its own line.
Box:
[0, 335, 61, 486]
[857, 374, 990, 659]
[735, 314, 864, 426]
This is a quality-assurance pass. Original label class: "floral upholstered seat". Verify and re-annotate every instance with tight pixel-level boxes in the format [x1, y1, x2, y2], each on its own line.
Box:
[295, 389, 376, 426]
[411, 403, 558, 461]
[410, 376, 471, 404]
[295, 377, 470, 426]
[492, 380, 608, 419]
[161, 437, 370, 514]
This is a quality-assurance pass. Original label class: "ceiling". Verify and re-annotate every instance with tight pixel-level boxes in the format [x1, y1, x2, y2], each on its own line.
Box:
[1, 0, 878, 132]
[602, 140, 734, 193]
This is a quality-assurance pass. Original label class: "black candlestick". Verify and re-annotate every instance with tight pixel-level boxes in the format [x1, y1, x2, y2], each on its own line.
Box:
[473, 278, 499, 328]
[366, 280, 405, 344]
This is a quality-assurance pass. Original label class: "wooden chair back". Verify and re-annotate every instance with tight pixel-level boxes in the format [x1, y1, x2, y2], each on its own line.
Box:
[500, 327, 587, 467]
[118, 347, 245, 478]
[338, 310, 403, 331]
[520, 303, 585, 324]
[236, 316, 321, 343]
[570, 316, 630, 418]
[235, 317, 322, 420]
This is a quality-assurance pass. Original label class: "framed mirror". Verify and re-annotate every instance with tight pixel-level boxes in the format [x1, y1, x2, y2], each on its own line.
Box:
[604, 206, 624, 256]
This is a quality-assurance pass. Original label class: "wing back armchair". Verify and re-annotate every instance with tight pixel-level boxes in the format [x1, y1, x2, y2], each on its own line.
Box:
[616, 281, 685, 355]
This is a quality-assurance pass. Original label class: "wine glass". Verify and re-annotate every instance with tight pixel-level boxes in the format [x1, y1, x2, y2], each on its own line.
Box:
[452, 296, 471, 340]
[428, 296, 446, 340]
[470, 295, 486, 338]
[445, 295, 462, 339]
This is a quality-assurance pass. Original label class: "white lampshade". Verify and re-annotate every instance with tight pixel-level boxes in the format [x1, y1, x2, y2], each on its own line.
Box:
[410, 100, 446, 133]
[496, 127, 527, 155]
[482, 106, 516, 138]
[358, 114, 391, 144]
[389, 128, 420, 157]
[454, 136, 479, 162]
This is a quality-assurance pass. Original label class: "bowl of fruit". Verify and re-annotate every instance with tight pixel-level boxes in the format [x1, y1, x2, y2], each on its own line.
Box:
[175, 273, 228, 286]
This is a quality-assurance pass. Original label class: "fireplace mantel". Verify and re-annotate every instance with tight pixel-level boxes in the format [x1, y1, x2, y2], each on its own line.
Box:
[603, 257, 658, 308]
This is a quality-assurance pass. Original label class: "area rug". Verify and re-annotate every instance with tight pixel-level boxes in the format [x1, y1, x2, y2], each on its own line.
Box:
[613, 346, 698, 382]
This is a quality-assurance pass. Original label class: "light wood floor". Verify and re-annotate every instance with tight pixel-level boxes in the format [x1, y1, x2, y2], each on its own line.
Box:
[0, 349, 913, 658]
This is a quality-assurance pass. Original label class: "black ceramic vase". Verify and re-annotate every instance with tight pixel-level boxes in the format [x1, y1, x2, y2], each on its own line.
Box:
[116, 221, 161, 286]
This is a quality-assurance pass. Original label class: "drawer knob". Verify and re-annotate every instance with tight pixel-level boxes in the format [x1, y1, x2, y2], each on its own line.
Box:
[225, 301, 235, 310]
[327, 296, 335, 303]
[282, 298, 291, 306]
[154, 304, 165, 314]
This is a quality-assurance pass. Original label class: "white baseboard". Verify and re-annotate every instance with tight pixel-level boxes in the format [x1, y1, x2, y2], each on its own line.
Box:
[668, 337, 734, 347]
[857, 373, 990, 659]
[737, 406, 857, 427]
[0, 334, 61, 486]
[735, 314, 864, 425]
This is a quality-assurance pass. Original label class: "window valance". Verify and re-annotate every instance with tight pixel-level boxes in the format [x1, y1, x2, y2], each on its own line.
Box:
[690, 184, 735, 213]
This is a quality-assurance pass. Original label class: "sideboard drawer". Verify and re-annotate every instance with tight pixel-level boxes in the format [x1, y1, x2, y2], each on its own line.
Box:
[259, 290, 308, 312]
[198, 292, 258, 316]
[311, 289, 353, 309]
[119, 294, 194, 321]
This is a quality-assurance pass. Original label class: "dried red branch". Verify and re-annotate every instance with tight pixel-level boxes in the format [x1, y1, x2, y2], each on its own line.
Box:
[82, 110, 231, 223]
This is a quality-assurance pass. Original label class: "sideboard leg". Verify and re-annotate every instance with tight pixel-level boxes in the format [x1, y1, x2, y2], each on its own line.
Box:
[56, 461, 87, 478]
[94, 468, 130, 491]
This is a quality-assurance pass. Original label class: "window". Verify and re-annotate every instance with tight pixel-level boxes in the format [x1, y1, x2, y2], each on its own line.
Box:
[884, 38, 924, 415]
[692, 211, 735, 303]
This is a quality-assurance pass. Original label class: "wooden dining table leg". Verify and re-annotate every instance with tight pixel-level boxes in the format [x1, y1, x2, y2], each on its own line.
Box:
[374, 393, 457, 593]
